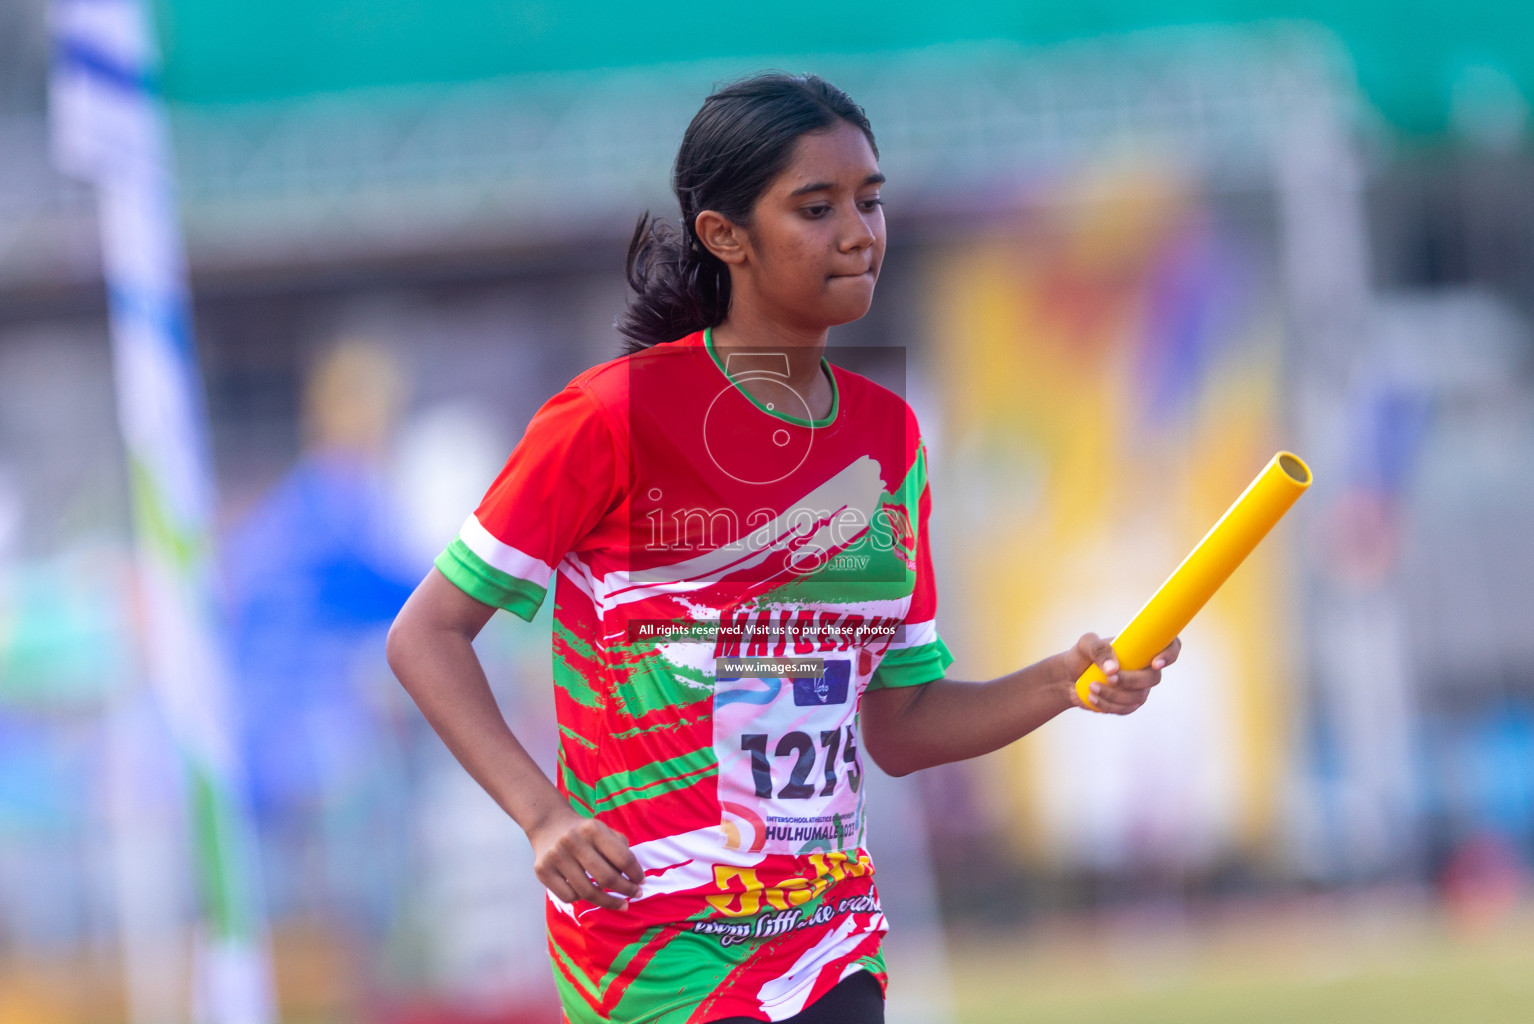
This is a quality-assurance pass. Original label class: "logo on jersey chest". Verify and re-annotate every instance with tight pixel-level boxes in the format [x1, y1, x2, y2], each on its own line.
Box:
[792, 659, 850, 706]
[878, 502, 917, 571]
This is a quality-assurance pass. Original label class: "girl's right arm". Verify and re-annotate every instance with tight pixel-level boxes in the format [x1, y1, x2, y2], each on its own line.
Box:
[386, 568, 643, 910]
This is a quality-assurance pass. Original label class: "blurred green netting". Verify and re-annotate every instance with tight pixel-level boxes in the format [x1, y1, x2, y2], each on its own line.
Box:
[150, 0, 1530, 138]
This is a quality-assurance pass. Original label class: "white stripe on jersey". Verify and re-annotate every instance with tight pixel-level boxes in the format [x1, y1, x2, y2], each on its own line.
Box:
[883, 618, 937, 651]
[460, 513, 555, 588]
[571, 455, 888, 615]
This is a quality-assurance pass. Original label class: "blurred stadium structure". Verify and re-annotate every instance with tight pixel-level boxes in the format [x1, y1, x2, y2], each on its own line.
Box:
[2, 1, 1534, 1022]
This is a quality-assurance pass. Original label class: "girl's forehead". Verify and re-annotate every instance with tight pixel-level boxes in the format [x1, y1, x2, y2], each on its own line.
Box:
[775, 126, 882, 192]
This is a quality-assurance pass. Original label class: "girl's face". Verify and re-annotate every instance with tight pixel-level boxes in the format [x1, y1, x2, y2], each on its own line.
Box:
[711, 121, 887, 332]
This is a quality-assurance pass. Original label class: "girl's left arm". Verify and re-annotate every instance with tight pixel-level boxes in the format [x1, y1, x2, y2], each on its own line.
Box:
[858, 633, 1180, 777]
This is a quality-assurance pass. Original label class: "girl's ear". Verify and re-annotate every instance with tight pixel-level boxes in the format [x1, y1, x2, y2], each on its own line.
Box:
[694, 210, 749, 265]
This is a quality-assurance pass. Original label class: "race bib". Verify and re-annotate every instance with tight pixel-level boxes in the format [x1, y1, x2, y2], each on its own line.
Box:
[714, 657, 865, 855]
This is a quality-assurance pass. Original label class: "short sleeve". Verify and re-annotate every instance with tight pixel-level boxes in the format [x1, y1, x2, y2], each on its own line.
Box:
[869, 440, 955, 689]
[434, 384, 623, 620]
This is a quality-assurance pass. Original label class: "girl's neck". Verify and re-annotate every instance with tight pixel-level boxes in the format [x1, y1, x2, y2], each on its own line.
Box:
[710, 317, 827, 392]
[708, 316, 834, 423]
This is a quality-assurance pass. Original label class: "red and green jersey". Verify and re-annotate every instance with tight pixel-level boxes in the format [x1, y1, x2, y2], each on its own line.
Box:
[435, 328, 952, 1023]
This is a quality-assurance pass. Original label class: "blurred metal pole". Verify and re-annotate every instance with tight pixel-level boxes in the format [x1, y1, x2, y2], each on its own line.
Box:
[47, 2, 276, 1022]
[106, 692, 193, 1024]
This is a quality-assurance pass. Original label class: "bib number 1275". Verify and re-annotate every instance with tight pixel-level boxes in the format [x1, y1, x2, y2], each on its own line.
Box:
[740, 724, 860, 800]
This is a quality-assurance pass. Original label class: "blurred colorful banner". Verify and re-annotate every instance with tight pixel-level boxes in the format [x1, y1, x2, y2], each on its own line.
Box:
[927, 165, 1299, 873]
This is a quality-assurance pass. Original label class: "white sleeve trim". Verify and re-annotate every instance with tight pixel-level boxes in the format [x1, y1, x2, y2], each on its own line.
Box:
[886, 618, 937, 651]
[459, 514, 555, 588]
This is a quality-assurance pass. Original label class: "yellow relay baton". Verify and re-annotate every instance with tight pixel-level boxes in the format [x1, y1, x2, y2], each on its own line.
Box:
[1076, 451, 1312, 712]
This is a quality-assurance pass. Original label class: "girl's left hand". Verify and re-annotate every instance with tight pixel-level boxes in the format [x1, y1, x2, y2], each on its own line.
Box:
[1062, 633, 1182, 715]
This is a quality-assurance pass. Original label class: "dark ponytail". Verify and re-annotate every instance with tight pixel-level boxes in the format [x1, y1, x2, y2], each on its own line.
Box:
[617, 73, 878, 351]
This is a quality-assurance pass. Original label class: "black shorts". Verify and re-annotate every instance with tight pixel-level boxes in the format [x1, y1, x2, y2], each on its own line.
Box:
[706, 969, 884, 1024]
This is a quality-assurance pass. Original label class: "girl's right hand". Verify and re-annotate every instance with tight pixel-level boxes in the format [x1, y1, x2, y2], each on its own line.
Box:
[528, 807, 645, 910]
[1061, 631, 1179, 714]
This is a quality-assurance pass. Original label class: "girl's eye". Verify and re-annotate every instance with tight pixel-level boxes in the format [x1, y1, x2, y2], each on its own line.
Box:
[804, 205, 832, 218]
[859, 197, 885, 212]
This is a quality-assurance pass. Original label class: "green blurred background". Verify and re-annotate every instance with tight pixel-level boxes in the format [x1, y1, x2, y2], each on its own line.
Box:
[152, 0, 1528, 140]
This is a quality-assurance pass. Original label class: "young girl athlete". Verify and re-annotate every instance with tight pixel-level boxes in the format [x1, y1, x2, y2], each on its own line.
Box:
[386, 74, 1180, 1024]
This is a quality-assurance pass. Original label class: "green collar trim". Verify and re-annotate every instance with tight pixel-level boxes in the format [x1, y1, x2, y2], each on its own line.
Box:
[702, 326, 839, 429]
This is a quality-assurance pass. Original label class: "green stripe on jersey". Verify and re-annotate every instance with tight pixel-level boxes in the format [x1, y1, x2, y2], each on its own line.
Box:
[552, 626, 605, 710]
[870, 636, 955, 689]
[563, 746, 718, 814]
[435, 538, 547, 620]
